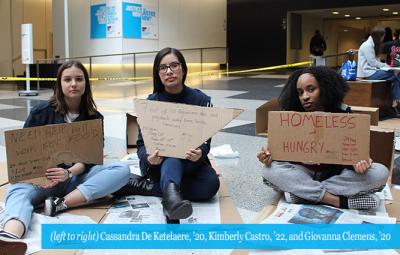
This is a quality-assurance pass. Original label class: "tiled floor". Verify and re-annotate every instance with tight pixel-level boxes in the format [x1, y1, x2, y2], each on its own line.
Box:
[0, 72, 399, 220]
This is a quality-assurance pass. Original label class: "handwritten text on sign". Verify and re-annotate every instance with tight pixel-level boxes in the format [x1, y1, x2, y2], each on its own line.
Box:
[135, 99, 243, 159]
[5, 119, 104, 184]
[267, 111, 370, 165]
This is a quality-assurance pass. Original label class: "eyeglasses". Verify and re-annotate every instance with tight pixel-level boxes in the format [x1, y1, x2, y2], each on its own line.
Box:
[158, 62, 181, 74]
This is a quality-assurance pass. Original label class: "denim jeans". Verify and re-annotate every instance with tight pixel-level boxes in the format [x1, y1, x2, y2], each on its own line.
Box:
[1, 161, 130, 236]
[147, 158, 220, 201]
[367, 70, 400, 100]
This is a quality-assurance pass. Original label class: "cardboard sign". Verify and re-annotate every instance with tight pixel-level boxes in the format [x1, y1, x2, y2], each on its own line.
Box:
[5, 119, 104, 184]
[268, 111, 370, 165]
[135, 99, 243, 158]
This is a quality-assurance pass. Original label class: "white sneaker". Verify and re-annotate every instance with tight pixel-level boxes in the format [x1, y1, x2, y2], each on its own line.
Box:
[44, 197, 68, 217]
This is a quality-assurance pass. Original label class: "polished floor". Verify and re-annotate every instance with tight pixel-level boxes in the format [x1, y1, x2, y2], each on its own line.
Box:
[0, 72, 399, 224]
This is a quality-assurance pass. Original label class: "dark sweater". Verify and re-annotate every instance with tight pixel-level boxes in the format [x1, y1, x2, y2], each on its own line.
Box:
[137, 86, 212, 176]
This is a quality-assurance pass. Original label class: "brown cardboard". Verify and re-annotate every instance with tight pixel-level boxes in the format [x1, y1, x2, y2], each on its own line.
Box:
[370, 127, 395, 180]
[4, 120, 104, 184]
[378, 118, 400, 130]
[126, 112, 139, 148]
[255, 98, 279, 136]
[255, 97, 379, 136]
[350, 106, 379, 126]
[268, 111, 370, 165]
[385, 201, 400, 223]
[0, 162, 8, 186]
[135, 99, 243, 159]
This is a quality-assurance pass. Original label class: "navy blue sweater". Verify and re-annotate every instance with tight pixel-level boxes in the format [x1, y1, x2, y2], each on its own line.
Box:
[137, 86, 212, 176]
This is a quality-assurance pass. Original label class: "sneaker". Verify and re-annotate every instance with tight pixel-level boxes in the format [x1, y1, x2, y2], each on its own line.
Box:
[112, 174, 155, 197]
[0, 230, 27, 255]
[44, 197, 68, 217]
[284, 192, 309, 204]
[348, 194, 380, 210]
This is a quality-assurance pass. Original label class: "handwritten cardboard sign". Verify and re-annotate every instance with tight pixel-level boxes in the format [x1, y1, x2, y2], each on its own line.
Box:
[268, 111, 370, 165]
[5, 119, 104, 184]
[135, 99, 243, 159]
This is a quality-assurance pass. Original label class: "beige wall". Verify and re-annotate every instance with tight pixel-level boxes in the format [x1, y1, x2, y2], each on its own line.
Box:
[0, 0, 13, 76]
[0, 0, 52, 77]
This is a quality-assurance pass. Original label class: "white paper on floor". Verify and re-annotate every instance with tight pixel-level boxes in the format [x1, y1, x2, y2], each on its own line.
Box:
[120, 153, 141, 175]
[210, 144, 239, 158]
[0, 202, 96, 255]
[396, 137, 400, 151]
[104, 194, 221, 224]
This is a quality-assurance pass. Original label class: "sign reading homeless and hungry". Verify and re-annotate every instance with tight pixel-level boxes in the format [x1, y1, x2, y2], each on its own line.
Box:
[5, 119, 104, 184]
[267, 111, 370, 165]
[135, 99, 243, 159]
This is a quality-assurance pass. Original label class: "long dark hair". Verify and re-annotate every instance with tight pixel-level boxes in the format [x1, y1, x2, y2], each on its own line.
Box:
[279, 66, 349, 112]
[152, 47, 188, 93]
[371, 27, 386, 56]
[49, 60, 97, 115]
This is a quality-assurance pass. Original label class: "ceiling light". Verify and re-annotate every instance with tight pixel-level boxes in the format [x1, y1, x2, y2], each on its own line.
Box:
[382, 8, 389, 12]
[344, 29, 349, 32]
[393, 12, 399, 15]
[332, 11, 339, 15]
[344, 14, 350, 17]
[355, 17, 361, 20]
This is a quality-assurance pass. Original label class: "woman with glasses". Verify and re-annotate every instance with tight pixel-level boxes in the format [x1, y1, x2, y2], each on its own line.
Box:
[115, 47, 220, 221]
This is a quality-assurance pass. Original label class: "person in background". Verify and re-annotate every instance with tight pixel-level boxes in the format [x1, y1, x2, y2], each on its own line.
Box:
[0, 61, 130, 254]
[114, 47, 220, 221]
[357, 26, 400, 115]
[257, 66, 388, 210]
[383, 27, 393, 43]
[309, 30, 327, 57]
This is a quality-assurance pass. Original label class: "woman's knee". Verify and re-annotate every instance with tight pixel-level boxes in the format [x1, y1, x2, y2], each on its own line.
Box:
[261, 161, 294, 181]
[109, 161, 130, 174]
[183, 170, 220, 201]
[6, 183, 36, 201]
[368, 163, 389, 186]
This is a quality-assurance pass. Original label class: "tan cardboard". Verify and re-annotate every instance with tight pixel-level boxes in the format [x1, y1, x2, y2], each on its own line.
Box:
[350, 106, 379, 126]
[5, 120, 104, 184]
[126, 112, 139, 148]
[268, 111, 370, 165]
[255, 98, 279, 136]
[255, 98, 378, 136]
[0, 162, 8, 186]
[134, 99, 243, 159]
[378, 118, 400, 130]
[370, 127, 395, 179]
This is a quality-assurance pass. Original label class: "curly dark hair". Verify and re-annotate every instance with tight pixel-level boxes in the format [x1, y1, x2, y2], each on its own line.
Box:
[278, 66, 349, 112]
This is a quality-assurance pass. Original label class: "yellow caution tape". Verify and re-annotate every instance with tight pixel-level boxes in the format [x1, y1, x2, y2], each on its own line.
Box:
[0, 61, 311, 82]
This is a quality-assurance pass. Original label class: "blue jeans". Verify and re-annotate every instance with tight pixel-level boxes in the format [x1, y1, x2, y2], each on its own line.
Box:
[367, 70, 400, 100]
[1, 162, 130, 236]
[148, 158, 220, 201]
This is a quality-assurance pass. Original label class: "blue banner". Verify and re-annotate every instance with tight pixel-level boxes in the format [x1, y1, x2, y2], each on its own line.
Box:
[122, 2, 142, 38]
[90, 4, 107, 39]
[42, 224, 400, 250]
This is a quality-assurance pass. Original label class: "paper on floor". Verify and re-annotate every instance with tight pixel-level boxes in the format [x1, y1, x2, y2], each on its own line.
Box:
[210, 144, 239, 158]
